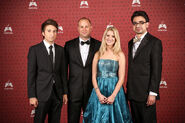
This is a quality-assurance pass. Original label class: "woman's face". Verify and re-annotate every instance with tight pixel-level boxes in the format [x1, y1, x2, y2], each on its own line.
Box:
[105, 30, 116, 47]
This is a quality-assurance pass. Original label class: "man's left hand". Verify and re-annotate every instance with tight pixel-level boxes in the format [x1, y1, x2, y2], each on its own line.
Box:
[146, 95, 156, 106]
[63, 94, 68, 104]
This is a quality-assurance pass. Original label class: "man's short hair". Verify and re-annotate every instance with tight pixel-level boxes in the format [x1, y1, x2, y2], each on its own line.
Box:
[78, 17, 91, 25]
[41, 19, 58, 32]
[131, 11, 149, 23]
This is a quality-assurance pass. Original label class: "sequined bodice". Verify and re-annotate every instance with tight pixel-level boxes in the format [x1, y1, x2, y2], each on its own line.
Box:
[97, 59, 118, 78]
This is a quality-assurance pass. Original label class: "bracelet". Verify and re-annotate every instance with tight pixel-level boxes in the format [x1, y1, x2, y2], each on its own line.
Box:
[94, 87, 99, 90]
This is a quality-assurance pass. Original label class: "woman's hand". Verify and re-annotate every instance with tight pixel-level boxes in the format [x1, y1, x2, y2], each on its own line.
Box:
[107, 95, 115, 105]
[97, 94, 107, 104]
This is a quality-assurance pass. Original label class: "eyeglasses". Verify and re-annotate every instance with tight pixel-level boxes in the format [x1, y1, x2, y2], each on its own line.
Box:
[132, 21, 147, 26]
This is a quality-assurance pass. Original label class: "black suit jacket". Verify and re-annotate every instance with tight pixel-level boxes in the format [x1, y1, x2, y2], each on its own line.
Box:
[127, 33, 163, 102]
[27, 41, 68, 102]
[64, 37, 101, 101]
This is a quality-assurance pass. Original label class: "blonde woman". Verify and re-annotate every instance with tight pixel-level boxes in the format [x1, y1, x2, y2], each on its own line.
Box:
[83, 27, 132, 123]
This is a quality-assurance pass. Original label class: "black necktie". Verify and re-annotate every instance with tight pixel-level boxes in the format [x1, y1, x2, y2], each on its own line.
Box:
[81, 40, 90, 45]
[49, 45, 54, 68]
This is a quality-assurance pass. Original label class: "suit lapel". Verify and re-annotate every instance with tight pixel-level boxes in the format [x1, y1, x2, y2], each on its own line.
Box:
[134, 33, 149, 59]
[54, 44, 59, 71]
[74, 38, 84, 66]
[40, 41, 49, 57]
[39, 41, 53, 69]
[128, 40, 134, 61]
[85, 38, 95, 67]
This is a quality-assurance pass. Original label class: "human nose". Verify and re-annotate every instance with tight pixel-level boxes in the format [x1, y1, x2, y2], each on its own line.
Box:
[135, 23, 141, 27]
[50, 31, 56, 37]
[83, 27, 87, 31]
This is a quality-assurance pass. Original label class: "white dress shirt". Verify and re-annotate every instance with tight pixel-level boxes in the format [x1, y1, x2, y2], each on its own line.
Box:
[43, 40, 55, 83]
[79, 37, 90, 66]
[43, 40, 55, 64]
[132, 32, 147, 58]
[132, 32, 157, 96]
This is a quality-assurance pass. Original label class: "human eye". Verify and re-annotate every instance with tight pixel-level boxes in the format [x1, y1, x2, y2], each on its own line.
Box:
[139, 21, 145, 24]
[133, 22, 137, 25]
[53, 30, 57, 33]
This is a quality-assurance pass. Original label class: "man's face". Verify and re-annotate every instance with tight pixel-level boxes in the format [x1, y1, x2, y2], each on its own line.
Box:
[132, 16, 149, 35]
[42, 25, 57, 43]
[78, 19, 92, 40]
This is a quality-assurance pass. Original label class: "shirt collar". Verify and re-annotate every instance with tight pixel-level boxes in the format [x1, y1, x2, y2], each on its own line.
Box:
[43, 40, 54, 49]
[79, 37, 90, 43]
[134, 32, 148, 42]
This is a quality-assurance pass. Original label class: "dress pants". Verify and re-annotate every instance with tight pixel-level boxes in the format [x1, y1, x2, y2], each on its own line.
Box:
[130, 100, 157, 123]
[34, 85, 63, 123]
[68, 93, 88, 123]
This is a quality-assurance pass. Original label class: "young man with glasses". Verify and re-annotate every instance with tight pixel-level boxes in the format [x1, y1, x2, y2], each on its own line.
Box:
[127, 11, 163, 123]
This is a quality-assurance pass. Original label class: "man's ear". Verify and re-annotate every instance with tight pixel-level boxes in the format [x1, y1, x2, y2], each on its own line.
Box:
[146, 22, 149, 28]
[42, 31, 45, 37]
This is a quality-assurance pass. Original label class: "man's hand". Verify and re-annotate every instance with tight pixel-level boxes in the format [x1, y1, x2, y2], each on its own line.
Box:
[63, 94, 68, 104]
[146, 95, 156, 106]
[29, 97, 38, 108]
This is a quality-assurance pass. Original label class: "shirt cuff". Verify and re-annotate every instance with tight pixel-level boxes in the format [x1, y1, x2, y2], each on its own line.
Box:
[149, 91, 157, 96]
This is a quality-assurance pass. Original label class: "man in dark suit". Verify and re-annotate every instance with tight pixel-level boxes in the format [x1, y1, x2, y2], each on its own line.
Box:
[127, 11, 163, 123]
[27, 19, 68, 123]
[64, 17, 101, 123]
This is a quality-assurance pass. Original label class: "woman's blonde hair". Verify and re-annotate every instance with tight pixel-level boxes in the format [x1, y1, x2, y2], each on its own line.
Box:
[99, 26, 122, 57]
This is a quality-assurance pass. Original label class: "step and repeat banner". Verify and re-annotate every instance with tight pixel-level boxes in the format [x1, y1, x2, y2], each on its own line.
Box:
[0, 0, 184, 123]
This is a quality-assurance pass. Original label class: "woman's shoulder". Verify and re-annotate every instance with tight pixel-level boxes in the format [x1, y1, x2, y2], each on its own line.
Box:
[94, 51, 100, 60]
[117, 51, 125, 57]
[95, 51, 100, 56]
[117, 51, 125, 61]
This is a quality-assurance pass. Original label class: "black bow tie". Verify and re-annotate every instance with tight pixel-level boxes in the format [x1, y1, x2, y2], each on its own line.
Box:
[81, 40, 90, 45]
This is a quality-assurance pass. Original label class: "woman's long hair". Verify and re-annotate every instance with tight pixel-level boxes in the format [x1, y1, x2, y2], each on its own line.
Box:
[99, 26, 122, 57]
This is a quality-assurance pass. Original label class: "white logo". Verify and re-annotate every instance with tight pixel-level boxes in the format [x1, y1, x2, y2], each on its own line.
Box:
[106, 22, 114, 28]
[30, 109, 35, 117]
[80, 1, 89, 8]
[132, 0, 141, 7]
[160, 79, 167, 88]
[58, 25, 64, 34]
[158, 21, 167, 31]
[28, 0, 38, 9]
[4, 80, 13, 90]
[4, 25, 13, 34]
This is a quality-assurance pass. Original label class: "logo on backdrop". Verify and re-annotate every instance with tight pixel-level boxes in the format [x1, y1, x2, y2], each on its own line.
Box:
[28, 0, 38, 9]
[4, 80, 13, 90]
[4, 24, 13, 34]
[132, 0, 141, 7]
[58, 25, 64, 34]
[30, 109, 35, 117]
[106, 22, 114, 28]
[80, 1, 89, 8]
[160, 78, 167, 88]
[158, 21, 167, 31]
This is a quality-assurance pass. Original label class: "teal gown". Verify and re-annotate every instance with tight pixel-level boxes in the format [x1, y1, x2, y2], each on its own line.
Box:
[83, 59, 132, 123]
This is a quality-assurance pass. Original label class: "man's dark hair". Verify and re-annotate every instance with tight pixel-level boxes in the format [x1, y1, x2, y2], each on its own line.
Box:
[131, 11, 149, 23]
[41, 19, 58, 32]
[78, 17, 91, 25]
